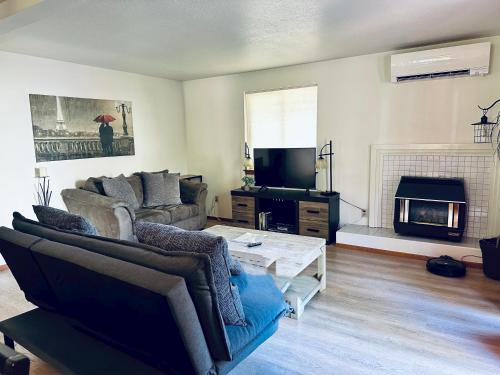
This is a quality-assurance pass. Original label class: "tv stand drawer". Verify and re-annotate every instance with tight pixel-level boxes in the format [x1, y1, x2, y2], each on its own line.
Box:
[232, 196, 255, 229]
[299, 201, 328, 222]
[232, 196, 255, 213]
[232, 212, 255, 229]
[299, 220, 329, 239]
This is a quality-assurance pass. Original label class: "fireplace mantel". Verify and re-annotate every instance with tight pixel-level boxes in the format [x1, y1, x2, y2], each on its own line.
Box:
[369, 144, 499, 238]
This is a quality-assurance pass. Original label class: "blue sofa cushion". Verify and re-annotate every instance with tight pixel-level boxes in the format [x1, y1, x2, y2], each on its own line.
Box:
[225, 273, 287, 357]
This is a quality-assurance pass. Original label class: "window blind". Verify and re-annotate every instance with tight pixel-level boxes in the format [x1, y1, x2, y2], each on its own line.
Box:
[245, 86, 317, 149]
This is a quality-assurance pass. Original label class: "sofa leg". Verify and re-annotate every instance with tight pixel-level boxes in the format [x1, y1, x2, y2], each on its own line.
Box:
[4, 334, 14, 349]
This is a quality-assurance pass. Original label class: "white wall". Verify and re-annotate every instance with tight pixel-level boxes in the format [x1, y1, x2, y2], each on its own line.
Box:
[183, 35, 500, 229]
[0, 51, 187, 265]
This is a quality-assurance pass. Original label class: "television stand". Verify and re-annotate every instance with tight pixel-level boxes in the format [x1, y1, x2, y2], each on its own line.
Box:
[231, 188, 339, 243]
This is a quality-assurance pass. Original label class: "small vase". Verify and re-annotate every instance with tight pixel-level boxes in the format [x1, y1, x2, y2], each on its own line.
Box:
[242, 185, 250, 191]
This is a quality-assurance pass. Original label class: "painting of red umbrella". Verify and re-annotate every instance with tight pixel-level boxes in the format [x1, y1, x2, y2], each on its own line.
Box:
[94, 114, 116, 123]
[29, 94, 135, 161]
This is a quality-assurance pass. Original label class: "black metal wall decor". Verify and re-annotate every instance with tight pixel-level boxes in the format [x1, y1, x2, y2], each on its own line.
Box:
[471, 99, 500, 155]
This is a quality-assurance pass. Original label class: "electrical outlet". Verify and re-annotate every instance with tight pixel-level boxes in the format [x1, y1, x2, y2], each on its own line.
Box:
[214, 196, 219, 202]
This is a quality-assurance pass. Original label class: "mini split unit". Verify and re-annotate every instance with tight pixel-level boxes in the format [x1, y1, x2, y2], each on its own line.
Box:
[391, 42, 491, 83]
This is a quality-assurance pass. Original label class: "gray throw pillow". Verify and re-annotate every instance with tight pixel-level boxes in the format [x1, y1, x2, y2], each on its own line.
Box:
[135, 221, 246, 326]
[179, 179, 201, 204]
[102, 174, 140, 210]
[142, 172, 182, 208]
[82, 177, 105, 195]
[229, 258, 244, 275]
[33, 205, 99, 236]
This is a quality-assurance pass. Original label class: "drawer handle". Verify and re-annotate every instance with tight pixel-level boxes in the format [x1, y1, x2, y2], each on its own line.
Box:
[237, 203, 248, 207]
[306, 209, 320, 214]
[237, 219, 249, 224]
[307, 228, 320, 233]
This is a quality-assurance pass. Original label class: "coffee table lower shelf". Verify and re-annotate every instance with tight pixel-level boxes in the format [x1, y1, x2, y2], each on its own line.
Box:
[273, 275, 323, 319]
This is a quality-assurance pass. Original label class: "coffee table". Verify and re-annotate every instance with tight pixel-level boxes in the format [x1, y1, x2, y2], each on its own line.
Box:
[204, 225, 326, 319]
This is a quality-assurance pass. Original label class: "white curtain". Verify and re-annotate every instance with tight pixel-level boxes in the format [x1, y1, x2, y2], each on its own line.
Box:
[245, 86, 317, 149]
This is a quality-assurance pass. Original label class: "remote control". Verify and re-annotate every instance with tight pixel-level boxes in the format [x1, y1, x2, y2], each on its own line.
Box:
[247, 242, 262, 247]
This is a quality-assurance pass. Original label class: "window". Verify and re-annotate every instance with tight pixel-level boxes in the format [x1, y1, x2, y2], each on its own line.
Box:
[244, 86, 317, 149]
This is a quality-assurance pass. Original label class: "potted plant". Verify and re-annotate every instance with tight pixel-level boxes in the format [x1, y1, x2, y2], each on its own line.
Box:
[241, 175, 255, 191]
[480, 236, 500, 280]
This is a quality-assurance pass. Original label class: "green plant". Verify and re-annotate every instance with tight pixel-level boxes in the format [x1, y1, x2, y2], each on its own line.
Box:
[241, 175, 255, 186]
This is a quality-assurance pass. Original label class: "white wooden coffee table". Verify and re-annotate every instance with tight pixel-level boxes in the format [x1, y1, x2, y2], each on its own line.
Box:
[204, 225, 326, 319]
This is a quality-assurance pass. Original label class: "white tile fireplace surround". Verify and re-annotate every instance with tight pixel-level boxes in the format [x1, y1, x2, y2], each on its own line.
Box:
[370, 144, 498, 238]
[338, 144, 499, 262]
[381, 154, 491, 238]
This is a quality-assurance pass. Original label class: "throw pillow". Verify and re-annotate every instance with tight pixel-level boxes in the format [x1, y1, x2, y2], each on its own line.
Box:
[142, 172, 182, 208]
[82, 177, 105, 195]
[229, 258, 244, 275]
[135, 168, 169, 176]
[135, 221, 246, 326]
[102, 174, 140, 210]
[179, 179, 201, 204]
[33, 205, 99, 236]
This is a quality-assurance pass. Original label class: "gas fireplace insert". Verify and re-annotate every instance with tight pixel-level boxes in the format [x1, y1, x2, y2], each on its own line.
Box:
[393, 176, 466, 242]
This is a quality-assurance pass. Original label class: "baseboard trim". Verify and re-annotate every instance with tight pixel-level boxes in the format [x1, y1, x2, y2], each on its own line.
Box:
[335, 243, 483, 269]
[0, 265, 8, 272]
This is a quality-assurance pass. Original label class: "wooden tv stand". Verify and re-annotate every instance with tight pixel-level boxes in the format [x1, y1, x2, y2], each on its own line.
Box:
[231, 188, 340, 243]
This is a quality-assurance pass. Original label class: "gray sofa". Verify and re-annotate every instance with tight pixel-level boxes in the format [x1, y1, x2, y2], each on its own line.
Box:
[0, 213, 287, 375]
[61, 173, 208, 241]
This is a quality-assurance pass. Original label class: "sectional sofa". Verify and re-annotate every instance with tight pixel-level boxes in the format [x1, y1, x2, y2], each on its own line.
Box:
[61, 172, 208, 241]
[0, 213, 287, 374]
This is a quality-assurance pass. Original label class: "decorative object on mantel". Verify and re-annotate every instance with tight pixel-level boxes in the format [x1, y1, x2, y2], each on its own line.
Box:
[243, 141, 254, 173]
[241, 175, 255, 191]
[34, 167, 52, 206]
[470, 98, 500, 155]
[316, 140, 335, 196]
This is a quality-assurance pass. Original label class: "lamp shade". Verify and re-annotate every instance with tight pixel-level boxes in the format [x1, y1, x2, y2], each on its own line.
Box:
[35, 167, 48, 178]
[316, 157, 327, 170]
[243, 158, 253, 169]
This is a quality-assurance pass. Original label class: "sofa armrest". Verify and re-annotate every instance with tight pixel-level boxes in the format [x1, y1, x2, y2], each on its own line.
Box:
[180, 181, 207, 206]
[61, 189, 136, 241]
[62, 188, 131, 210]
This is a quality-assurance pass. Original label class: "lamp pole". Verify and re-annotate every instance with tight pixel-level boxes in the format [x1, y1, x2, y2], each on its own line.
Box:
[318, 140, 335, 196]
[116, 102, 131, 136]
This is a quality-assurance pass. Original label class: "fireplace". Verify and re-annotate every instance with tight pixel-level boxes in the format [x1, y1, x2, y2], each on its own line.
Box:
[393, 176, 466, 241]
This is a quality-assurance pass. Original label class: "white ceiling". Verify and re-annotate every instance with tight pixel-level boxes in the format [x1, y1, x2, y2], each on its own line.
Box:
[1, 0, 500, 80]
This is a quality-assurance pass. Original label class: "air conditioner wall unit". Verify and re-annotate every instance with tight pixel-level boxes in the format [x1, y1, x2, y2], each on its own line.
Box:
[391, 42, 491, 83]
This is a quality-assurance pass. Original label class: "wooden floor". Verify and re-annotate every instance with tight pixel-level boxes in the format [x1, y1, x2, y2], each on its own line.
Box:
[1, 246, 500, 374]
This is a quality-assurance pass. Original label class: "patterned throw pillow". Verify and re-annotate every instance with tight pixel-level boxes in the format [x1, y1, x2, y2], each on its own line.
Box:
[33, 205, 99, 236]
[141, 172, 182, 208]
[102, 174, 140, 210]
[135, 221, 246, 326]
[229, 258, 244, 275]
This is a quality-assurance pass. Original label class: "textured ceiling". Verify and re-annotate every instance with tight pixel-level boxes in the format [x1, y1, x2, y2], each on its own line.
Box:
[1, 0, 500, 80]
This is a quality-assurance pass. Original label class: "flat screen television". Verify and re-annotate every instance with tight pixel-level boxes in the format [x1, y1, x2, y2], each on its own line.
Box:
[254, 147, 316, 189]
